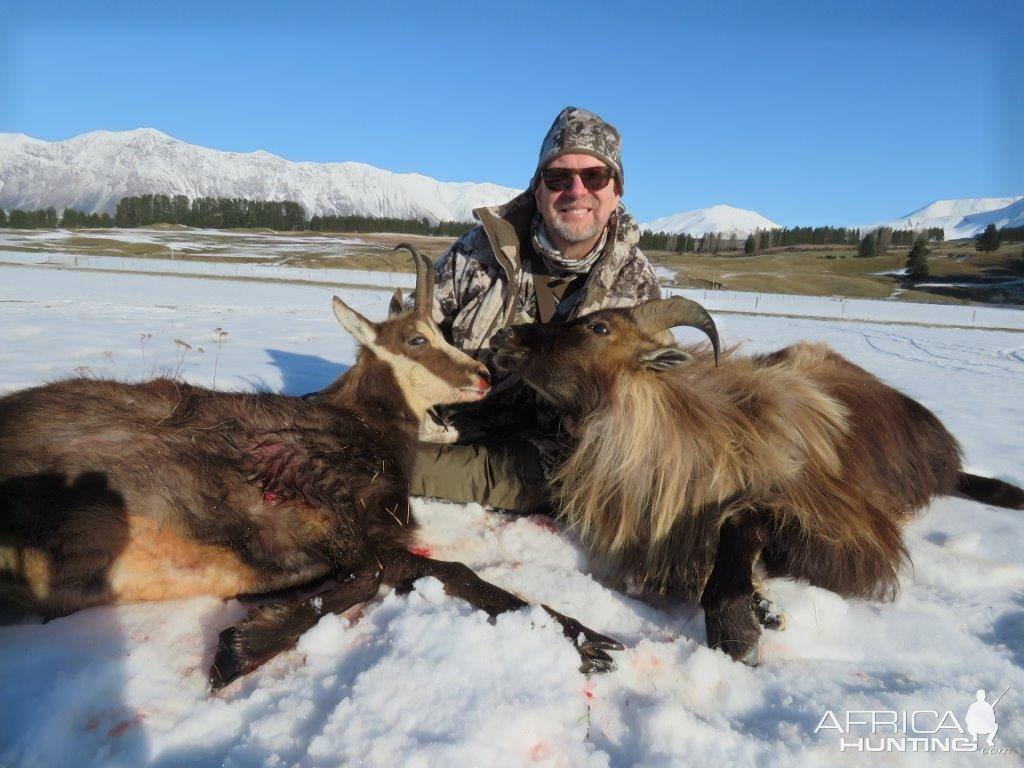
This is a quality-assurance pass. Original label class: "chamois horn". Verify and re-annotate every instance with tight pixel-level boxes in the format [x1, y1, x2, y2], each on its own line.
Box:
[394, 243, 435, 315]
[631, 296, 720, 365]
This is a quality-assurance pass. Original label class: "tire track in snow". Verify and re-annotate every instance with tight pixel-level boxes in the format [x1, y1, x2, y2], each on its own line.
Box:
[856, 329, 1021, 381]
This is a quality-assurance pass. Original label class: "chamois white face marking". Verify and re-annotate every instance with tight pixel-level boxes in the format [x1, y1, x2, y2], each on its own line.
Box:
[332, 295, 488, 421]
[370, 321, 486, 418]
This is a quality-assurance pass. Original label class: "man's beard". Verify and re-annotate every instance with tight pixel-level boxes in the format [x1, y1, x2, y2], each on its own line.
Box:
[550, 196, 602, 243]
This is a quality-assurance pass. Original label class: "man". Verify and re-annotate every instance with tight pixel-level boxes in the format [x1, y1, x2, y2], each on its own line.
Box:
[410, 106, 661, 510]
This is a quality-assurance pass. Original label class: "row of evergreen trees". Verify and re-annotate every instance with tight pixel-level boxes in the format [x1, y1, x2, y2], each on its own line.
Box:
[0, 195, 470, 235]
[0, 206, 112, 229]
[0, 207, 61, 228]
[640, 225, 946, 256]
[113, 194, 307, 230]
[637, 230, 740, 253]
[59, 209, 115, 228]
[308, 214, 472, 237]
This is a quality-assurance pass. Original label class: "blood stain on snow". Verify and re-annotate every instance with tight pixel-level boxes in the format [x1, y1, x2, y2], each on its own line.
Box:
[583, 682, 597, 701]
[528, 516, 559, 533]
[530, 741, 552, 761]
[108, 713, 145, 738]
[409, 545, 433, 557]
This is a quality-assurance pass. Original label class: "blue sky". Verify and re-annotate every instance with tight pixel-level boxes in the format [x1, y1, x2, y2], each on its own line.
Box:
[2, 0, 1021, 225]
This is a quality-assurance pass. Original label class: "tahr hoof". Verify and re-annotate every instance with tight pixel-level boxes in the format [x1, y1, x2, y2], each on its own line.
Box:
[704, 597, 763, 664]
[753, 592, 787, 631]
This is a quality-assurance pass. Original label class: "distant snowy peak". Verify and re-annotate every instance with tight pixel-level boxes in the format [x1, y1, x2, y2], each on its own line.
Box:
[641, 204, 780, 237]
[868, 196, 1024, 239]
[0, 128, 522, 223]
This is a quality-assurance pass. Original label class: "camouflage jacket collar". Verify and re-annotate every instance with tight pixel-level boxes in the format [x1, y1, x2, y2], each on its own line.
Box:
[472, 191, 643, 321]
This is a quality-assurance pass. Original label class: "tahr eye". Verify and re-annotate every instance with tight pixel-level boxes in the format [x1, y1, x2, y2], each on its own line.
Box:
[588, 322, 610, 336]
[407, 336, 427, 347]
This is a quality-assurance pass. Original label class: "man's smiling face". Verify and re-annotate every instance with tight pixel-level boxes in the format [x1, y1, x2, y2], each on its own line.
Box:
[534, 153, 621, 254]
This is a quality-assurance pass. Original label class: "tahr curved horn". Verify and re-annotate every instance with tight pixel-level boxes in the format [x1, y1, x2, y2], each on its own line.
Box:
[394, 243, 435, 315]
[630, 296, 720, 365]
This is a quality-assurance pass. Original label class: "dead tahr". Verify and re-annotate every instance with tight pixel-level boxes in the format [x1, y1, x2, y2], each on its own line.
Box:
[491, 296, 1023, 662]
[0, 245, 621, 688]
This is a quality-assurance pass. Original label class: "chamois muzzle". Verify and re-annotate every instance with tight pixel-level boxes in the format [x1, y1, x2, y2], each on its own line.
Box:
[394, 243, 435, 316]
[630, 297, 720, 365]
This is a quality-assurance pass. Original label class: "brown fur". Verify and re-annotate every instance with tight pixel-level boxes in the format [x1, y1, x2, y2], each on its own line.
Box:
[0, 287, 491, 615]
[490, 305, 1001, 659]
[0, 273, 499, 679]
[1, 261, 624, 685]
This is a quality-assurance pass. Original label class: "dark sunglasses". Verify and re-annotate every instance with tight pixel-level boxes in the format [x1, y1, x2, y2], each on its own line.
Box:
[540, 166, 614, 192]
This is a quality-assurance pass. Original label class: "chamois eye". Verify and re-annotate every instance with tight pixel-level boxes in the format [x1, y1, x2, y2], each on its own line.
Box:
[588, 322, 610, 335]
[407, 336, 427, 347]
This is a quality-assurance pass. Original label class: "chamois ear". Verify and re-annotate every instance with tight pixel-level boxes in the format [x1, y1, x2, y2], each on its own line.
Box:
[640, 347, 693, 371]
[332, 296, 377, 347]
[388, 289, 404, 318]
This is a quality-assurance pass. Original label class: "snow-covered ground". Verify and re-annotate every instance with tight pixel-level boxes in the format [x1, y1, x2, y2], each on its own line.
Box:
[1, 262, 1023, 767]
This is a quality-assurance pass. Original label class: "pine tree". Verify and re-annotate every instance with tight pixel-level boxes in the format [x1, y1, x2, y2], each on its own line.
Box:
[905, 236, 930, 281]
[0, 208, 6, 227]
[975, 223, 1001, 252]
[857, 231, 877, 258]
[744, 233, 757, 254]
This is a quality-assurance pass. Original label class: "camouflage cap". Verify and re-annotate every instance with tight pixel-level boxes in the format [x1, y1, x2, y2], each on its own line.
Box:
[531, 106, 624, 193]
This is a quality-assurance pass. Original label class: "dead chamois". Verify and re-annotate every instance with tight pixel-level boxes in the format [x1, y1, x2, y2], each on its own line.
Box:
[0, 245, 622, 688]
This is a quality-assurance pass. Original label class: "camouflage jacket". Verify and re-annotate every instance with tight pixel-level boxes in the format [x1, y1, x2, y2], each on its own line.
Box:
[422, 191, 659, 452]
[430, 190, 661, 374]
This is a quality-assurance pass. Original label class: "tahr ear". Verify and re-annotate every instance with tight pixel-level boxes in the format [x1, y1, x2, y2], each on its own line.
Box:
[640, 347, 693, 371]
[332, 296, 377, 346]
[388, 288, 404, 318]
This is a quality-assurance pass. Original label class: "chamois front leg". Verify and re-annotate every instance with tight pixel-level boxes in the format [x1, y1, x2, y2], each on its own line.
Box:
[209, 567, 383, 690]
[701, 509, 769, 665]
[381, 549, 623, 673]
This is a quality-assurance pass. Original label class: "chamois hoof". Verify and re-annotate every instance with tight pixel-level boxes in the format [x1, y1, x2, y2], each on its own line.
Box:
[577, 642, 617, 674]
[543, 605, 624, 674]
[753, 592, 786, 631]
[705, 597, 762, 665]
[209, 626, 245, 690]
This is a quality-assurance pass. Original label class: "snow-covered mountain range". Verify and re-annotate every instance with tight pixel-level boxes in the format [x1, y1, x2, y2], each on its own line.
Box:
[864, 196, 1024, 239]
[0, 129, 521, 223]
[641, 204, 781, 237]
[0, 129, 1020, 239]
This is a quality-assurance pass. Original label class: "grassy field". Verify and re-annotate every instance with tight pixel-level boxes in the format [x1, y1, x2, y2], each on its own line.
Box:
[1, 227, 1021, 305]
[647, 240, 1024, 305]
